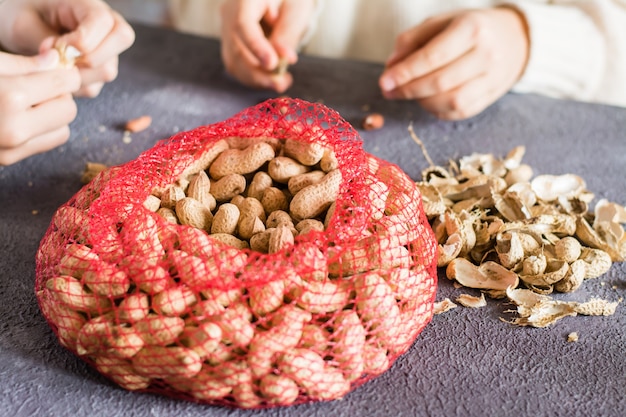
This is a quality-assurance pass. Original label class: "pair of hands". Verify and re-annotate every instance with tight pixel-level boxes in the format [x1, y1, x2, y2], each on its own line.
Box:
[0, 0, 134, 166]
[221, 0, 529, 121]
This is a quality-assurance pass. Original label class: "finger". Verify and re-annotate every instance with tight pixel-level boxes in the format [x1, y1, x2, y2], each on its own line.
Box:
[383, 49, 486, 100]
[232, 6, 279, 70]
[269, 72, 294, 93]
[418, 74, 503, 120]
[228, 57, 286, 91]
[0, 69, 81, 111]
[5, 10, 57, 55]
[77, 58, 119, 88]
[262, 0, 283, 25]
[380, 16, 478, 93]
[385, 13, 455, 68]
[0, 93, 76, 148]
[0, 126, 70, 166]
[56, 7, 116, 54]
[74, 82, 105, 98]
[0, 50, 60, 76]
[223, 39, 290, 92]
[221, 22, 260, 69]
[222, 25, 289, 92]
[77, 12, 135, 68]
[223, 32, 267, 72]
[269, 0, 316, 64]
[39, 36, 57, 54]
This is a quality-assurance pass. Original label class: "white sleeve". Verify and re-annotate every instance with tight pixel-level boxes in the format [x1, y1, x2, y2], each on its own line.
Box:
[167, 0, 225, 38]
[168, 0, 326, 46]
[298, 0, 326, 50]
[504, 0, 626, 107]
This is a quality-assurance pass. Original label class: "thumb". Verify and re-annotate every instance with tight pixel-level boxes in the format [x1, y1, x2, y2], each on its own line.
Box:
[55, 8, 115, 54]
[0, 49, 60, 76]
[269, 1, 315, 65]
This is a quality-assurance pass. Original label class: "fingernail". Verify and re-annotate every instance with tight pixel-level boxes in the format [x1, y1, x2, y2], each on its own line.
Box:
[380, 76, 396, 92]
[37, 49, 60, 69]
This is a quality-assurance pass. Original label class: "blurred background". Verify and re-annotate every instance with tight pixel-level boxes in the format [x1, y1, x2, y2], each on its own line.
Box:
[106, 0, 169, 26]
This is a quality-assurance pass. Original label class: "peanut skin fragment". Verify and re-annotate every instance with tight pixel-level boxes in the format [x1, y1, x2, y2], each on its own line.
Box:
[362, 113, 384, 130]
[125, 115, 152, 133]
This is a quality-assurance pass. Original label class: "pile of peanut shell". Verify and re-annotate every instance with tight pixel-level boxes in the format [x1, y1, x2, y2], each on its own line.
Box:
[416, 145, 625, 327]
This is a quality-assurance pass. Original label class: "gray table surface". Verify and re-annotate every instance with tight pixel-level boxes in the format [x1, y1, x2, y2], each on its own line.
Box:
[1, 23, 625, 417]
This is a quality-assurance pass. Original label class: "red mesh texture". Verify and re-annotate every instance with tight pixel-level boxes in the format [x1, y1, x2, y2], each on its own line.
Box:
[35, 98, 438, 408]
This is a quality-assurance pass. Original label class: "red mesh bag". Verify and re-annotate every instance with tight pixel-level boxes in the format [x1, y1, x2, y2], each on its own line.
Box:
[35, 98, 437, 408]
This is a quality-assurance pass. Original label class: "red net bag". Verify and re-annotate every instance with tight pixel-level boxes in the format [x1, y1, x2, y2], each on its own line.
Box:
[35, 98, 438, 408]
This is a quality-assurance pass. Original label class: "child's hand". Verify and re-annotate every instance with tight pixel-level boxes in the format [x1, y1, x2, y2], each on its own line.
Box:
[0, 50, 81, 166]
[220, 0, 316, 92]
[379, 8, 529, 120]
[46, 1, 136, 98]
[0, 0, 135, 98]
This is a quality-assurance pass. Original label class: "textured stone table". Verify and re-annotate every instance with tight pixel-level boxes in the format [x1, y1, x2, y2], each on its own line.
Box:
[1, 23, 624, 417]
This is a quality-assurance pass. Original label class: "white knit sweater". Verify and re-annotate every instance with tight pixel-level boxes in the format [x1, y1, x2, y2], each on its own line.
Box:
[168, 0, 626, 108]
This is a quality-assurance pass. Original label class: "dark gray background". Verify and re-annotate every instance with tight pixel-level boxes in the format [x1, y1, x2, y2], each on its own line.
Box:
[1, 24, 625, 417]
